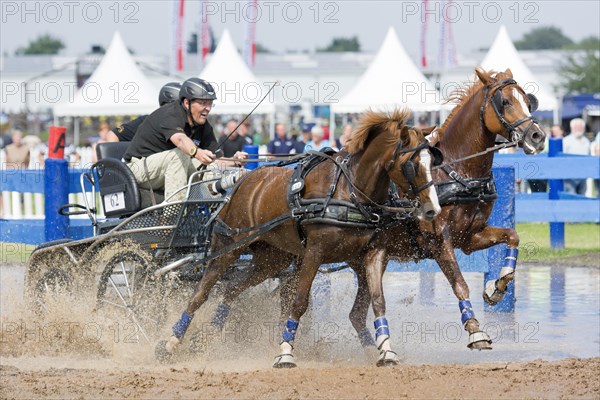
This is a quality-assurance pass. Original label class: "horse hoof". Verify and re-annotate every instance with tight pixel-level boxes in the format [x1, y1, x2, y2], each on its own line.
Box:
[273, 354, 297, 369]
[376, 350, 400, 367]
[483, 280, 505, 306]
[155, 340, 175, 363]
[467, 331, 493, 350]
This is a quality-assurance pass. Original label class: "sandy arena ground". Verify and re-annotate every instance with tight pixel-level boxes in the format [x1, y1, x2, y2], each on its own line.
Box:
[1, 259, 599, 399]
[1, 357, 599, 399]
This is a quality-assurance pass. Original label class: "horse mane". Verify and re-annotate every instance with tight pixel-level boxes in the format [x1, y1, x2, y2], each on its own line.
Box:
[438, 68, 506, 138]
[345, 108, 413, 154]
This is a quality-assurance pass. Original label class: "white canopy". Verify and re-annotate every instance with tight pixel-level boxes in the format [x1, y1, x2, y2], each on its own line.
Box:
[54, 32, 157, 117]
[199, 30, 274, 115]
[332, 27, 443, 114]
[481, 26, 558, 111]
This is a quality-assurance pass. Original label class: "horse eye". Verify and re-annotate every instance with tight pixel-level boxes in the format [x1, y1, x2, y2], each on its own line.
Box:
[503, 99, 510, 106]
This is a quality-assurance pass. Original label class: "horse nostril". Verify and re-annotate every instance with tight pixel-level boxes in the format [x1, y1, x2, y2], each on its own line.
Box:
[531, 131, 543, 143]
[425, 209, 436, 219]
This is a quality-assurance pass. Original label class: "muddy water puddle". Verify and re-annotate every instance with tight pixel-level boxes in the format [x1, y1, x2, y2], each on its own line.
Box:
[1, 263, 598, 369]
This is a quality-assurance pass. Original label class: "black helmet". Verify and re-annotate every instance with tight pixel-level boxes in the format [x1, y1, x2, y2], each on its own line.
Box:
[158, 82, 181, 106]
[179, 77, 217, 102]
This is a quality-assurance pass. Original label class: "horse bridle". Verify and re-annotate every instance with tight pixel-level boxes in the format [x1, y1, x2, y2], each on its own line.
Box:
[480, 78, 538, 144]
[391, 140, 441, 196]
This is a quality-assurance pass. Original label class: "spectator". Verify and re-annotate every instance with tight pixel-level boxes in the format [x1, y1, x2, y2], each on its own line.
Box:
[304, 125, 331, 152]
[416, 115, 429, 130]
[92, 123, 111, 162]
[563, 118, 591, 195]
[36, 140, 80, 168]
[528, 125, 552, 193]
[322, 120, 330, 141]
[293, 124, 312, 154]
[218, 119, 248, 157]
[267, 123, 295, 155]
[550, 124, 565, 139]
[239, 118, 254, 146]
[5, 130, 31, 168]
[592, 131, 600, 198]
[336, 124, 353, 150]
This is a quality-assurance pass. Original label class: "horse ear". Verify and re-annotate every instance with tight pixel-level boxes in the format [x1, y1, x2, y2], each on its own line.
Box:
[504, 68, 513, 78]
[475, 68, 492, 85]
[399, 125, 411, 145]
[422, 126, 437, 135]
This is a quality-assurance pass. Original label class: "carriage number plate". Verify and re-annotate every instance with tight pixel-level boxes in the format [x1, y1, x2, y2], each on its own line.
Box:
[104, 192, 126, 212]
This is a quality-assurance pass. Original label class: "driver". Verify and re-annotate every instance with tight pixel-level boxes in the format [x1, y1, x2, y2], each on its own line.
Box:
[124, 77, 246, 201]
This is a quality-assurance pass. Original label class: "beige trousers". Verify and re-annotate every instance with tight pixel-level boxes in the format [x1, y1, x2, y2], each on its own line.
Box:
[128, 148, 202, 201]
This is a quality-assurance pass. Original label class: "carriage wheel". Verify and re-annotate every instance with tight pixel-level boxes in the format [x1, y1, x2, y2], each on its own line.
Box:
[32, 267, 74, 313]
[95, 248, 167, 343]
[26, 241, 78, 315]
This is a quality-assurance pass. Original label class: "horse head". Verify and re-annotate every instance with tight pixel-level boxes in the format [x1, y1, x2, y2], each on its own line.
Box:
[476, 68, 546, 154]
[387, 125, 442, 221]
[346, 110, 441, 221]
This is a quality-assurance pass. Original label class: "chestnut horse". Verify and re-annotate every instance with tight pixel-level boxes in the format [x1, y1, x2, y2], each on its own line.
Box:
[345, 68, 546, 351]
[157, 110, 442, 367]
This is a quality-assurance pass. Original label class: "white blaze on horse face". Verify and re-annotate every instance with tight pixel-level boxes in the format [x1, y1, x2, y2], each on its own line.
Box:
[419, 148, 441, 217]
[513, 88, 542, 154]
[513, 88, 531, 117]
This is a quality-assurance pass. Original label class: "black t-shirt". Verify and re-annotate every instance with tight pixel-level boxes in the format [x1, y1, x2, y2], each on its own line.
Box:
[111, 115, 146, 142]
[218, 134, 247, 157]
[124, 102, 217, 162]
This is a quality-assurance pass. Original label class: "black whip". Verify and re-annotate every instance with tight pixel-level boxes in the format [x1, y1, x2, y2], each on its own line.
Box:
[215, 81, 280, 153]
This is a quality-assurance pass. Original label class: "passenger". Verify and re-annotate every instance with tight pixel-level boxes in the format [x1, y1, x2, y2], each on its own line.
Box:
[123, 77, 247, 201]
[107, 82, 182, 142]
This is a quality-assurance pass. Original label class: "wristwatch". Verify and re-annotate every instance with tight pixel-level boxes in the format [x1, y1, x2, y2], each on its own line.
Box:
[189, 146, 198, 158]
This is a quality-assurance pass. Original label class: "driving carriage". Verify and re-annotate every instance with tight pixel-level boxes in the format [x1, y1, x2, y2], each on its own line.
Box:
[25, 141, 242, 340]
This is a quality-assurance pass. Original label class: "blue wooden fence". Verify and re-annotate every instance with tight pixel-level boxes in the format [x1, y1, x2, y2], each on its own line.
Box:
[1, 153, 597, 311]
[0, 167, 93, 244]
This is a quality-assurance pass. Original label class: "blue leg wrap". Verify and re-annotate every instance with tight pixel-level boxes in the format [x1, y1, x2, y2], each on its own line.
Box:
[281, 318, 299, 343]
[211, 303, 230, 330]
[504, 248, 519, 270]
[172, 311, 193, 339]
[459, 299, 476, 325]
[374, 317, 390, 339]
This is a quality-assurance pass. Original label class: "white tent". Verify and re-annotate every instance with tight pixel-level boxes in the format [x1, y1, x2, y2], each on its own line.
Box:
[481, 26, 558, 112]
[54, 32, 157, 117]
[199, 30, 275, 115]
[332, 27, 443, 114]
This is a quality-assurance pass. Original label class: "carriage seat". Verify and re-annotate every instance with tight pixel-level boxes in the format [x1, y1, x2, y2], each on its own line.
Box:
[94, 142, 164, 218]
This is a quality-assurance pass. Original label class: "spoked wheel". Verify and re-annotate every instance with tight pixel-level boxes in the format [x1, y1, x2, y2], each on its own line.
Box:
[95, 248, 167, 343]
[26, 240, 79, 315]
[33, 267, 74, 313]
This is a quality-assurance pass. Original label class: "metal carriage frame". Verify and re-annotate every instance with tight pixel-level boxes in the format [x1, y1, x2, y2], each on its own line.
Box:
[25, 154, 244, 342]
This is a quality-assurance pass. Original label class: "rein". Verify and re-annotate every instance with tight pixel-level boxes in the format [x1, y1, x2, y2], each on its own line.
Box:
[308, 142, 427, 215]
[432, 140, 516, 170]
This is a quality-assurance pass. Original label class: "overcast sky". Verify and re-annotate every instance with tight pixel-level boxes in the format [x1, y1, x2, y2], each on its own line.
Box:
[1, 0, 599, 58]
